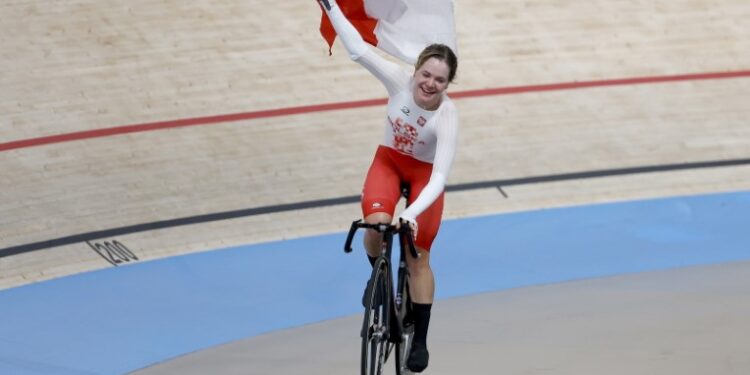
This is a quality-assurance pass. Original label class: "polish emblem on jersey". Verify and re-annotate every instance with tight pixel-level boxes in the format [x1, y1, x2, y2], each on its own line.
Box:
[400, 106, 410, 116]
[389, 117, 419, 154]
[417, 116, 426, 127]
[372, 202, 383, 208]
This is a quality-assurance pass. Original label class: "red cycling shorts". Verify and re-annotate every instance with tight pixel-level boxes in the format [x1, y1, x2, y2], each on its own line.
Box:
[361, 145, 444, 251]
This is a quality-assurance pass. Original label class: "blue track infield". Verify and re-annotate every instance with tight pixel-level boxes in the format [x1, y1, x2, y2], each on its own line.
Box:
[1, 190, 749, 374]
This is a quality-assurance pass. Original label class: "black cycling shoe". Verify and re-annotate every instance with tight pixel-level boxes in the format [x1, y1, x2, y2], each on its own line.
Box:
[407, 342, 429, 372]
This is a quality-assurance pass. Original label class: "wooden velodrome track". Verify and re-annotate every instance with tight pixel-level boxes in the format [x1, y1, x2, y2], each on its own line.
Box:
[2, 0, 750, 373]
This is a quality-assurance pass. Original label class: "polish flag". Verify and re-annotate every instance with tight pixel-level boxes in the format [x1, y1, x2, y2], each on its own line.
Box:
[319, 0, 457, 64]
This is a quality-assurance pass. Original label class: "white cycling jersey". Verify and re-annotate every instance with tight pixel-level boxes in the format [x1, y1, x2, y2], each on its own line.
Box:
[323, 1, 459, 223]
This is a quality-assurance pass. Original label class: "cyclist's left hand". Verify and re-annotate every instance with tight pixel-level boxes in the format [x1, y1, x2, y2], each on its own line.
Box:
[397, 216, 418, 242]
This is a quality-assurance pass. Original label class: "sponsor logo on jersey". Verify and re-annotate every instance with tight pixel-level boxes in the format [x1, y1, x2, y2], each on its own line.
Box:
[400, 106, 410, 116]
[372, 202, 383, 208]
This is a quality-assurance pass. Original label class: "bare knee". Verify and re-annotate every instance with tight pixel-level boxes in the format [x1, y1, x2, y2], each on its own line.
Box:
[364, 212, 392, 225]
[406, 248, 431, 278]
[363, 212, 393, 256]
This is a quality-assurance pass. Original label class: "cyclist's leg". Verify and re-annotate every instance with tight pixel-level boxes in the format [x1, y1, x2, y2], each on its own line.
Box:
[405, 248, 433, 301]
[361, 146, 401, 259]
[404, 249, 434, 372]
[403, 247, 433, 372]
[404, 185, 444, 372]
[405, 182, 444, 304]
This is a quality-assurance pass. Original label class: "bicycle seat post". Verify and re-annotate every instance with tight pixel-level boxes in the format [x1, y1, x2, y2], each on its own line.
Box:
[400, 183, 410, 203]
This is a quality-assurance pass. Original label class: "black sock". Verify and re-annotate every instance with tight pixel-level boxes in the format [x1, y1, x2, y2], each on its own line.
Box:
[367, 255, 377, 267]
[412, 302, 432, 347]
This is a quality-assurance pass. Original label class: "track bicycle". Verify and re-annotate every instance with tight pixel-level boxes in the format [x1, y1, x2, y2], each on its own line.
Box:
[344, 186, 419, 375]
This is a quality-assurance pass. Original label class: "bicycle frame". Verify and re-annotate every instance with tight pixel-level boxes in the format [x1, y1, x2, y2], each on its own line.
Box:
[345, 218, 418, 374]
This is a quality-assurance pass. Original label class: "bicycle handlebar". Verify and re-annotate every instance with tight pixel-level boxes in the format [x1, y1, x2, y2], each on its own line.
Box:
[344, 219, 419, 259]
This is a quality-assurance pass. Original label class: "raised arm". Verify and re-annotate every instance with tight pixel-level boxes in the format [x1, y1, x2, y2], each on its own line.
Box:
[318, 0, 409, 95]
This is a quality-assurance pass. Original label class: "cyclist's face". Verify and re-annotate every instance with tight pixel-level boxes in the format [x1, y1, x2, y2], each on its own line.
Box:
[413, 58, 450, 110]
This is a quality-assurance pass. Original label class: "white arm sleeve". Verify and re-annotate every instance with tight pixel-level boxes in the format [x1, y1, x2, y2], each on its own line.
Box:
[323, 1, 409, 96]
[399, 100, 459, 224]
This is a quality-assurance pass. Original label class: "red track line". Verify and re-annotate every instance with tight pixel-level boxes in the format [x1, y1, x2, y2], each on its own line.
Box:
[2, 70, 749, 152]
[450, 70, 750, 99]
[0, 98, 386, 152]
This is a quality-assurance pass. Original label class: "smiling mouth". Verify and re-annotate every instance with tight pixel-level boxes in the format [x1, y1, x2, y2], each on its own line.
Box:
[420, 86, 436, 96]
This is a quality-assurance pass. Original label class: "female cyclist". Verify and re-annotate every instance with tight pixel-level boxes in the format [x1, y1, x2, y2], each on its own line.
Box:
[318, 0, 459, 371]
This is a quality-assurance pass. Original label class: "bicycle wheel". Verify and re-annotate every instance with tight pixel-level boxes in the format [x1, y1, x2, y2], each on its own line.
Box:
[361, 260, 391, 375]
[395, 275, 415, 375]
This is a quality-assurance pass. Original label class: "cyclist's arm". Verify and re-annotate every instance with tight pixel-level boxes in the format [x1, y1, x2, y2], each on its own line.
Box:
[320, 0, 409, 95]
[399, 100, 459, 224]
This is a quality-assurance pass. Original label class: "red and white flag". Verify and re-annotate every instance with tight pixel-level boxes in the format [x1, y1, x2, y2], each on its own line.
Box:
[319, 0, 457, 64]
